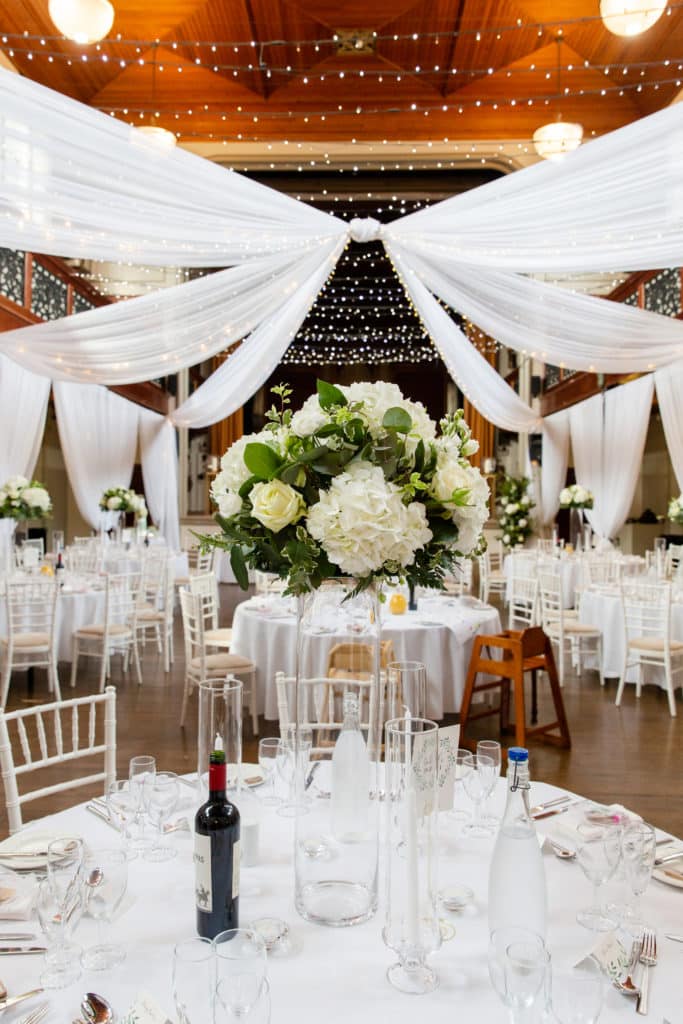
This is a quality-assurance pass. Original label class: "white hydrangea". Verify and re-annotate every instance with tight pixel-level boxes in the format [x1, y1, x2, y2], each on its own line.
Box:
[290, 395, 329, 437]
[215, 490, 242, 518]
[107, 496, 122, 511]
[306, 461, 432, 576]
[503, 533, 511, 545]
[428, 455, 489, 556]
[518, 518, 527, 528]
[343, 381, 437, 453]
[559, 487, 571, 506]
[22, 486, 51, 511]
[4, 475, 28, 500]
[219, 430, 282, 494]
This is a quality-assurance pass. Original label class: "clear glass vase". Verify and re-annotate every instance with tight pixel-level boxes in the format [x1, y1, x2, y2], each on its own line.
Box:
[383, 717, 441, 994]
[294, 578, 381, 927]
[569, 507, 584, 550]
[197, 678, 243, 800]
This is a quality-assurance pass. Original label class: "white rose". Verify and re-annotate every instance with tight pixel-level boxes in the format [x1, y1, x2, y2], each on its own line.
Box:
[520, 497, 530, 507]
[107, 496, 122, 510]
[290, 395, 329, 437]
[22, 486, 50, 511]
[216, 490, 242, 518]
[457, 521, 482, 556]
[518, 518, 527, 528]
[559, 487, 571, 506]
[503, 533, 511, 544]
[249, 480, 304, 533]
[5, 475, 28, 494]
[500, 516, 506, 525]
[505, 503, 518, 514]
[220, 430, 282, 494]
[306, 461, 432, 576]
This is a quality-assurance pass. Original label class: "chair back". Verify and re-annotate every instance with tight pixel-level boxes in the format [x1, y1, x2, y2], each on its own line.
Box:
[103, 572, 140, 635]
[326, 640, 394, 678]
[66, 545, 101, 575]
[186, 548, 212, 573]
[275, 672, 378, 753]
[667, 543, 683, 577]
[179, 587, 204, 668]
[621, 581, 672, 648]
[443, 558, 473, 596]
[509, 575, 539, 630]
[140, 552, 171, 610]
[539, 572, 564, 632]
[0, 687, 116, 834]
[188, 572, 220, 631]
[488, 539, 503, 572]
[536, 539, 554, 553]
[5, 579, 59, 643]
[584, 558, 621, 588]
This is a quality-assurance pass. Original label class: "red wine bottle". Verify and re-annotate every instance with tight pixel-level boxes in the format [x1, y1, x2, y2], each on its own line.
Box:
[194, 749, 240, 939]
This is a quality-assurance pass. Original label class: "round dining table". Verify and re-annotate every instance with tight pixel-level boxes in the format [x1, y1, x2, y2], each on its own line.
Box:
[0, 576, 106, 663]
[0, 776, 680, 1023]
[230, 594, 502, 721]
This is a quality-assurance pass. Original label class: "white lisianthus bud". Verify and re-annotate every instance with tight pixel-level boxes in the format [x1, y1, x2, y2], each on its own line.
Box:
[249, 480, 304, 533]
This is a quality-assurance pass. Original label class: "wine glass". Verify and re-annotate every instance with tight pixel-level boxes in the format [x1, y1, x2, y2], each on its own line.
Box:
[552, 961, 604, 1024]
[80, 848, 128, 970]
[461, 753, 496, 836]
[173, 937, 216, 1024]
[489, 927, 549, 1024]
[448, 747, 474, 823]
[621, 822, 657, 928]
[576, 823, 622, 931]
[258, 738, 281, 807]
[276, 727, 312, 818]
[477, 739, 502, 825]
[129, 754, 156, 852]
[37, 873, 84, 988]
[143, 770, 180, 861]
[107, 779, 139, 860]
[214, 928, 268, 1018]
[215, 978, 271, 1022]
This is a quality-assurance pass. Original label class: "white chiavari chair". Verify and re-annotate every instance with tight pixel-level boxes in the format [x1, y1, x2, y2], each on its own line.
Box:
[583, 557, 622, 589]
[666, 544, 683, 578]
[0, 687, 116, 834]
[65, 544, 102, 576]
[478, 549, 506, 604]
[1, 579, 61, 709]
[443, 558, 473, 597]
[69, 572, 142, 692]
[275, 672, 378, 754]
[508, 575, 540, 631]
[187, 572, 233, 648]
[539, 572, 604, 688]
[615, 581, 683, 718]
[136, 555, 175, 672]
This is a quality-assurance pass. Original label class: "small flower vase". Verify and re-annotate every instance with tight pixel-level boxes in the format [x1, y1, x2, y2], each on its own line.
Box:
[383, 717, 441, 994]
[294, 578, 381, 927]
[569, 507, 584, 550]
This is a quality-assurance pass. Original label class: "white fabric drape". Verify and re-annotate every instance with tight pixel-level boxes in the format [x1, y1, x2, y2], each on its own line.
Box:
[540, 410, 571, 526]
[53, 382, 139, 528]
[0, 354, 51, 481]
[655, 363, 683, 493]
[139, 411, 180, 551]
[570, 376, 654, 538]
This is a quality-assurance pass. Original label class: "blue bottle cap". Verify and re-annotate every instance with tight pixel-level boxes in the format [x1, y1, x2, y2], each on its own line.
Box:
[508, 747, 529, 762]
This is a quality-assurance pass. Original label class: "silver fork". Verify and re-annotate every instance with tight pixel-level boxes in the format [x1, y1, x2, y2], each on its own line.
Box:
[636, 928, 657, 1016]
[18, 1003, 49, 1024]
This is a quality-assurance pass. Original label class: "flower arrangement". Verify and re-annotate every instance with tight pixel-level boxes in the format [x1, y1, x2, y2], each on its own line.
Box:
[668, 495, 683, 525]
[559, 484, 594, 510]
[497, 475, 534, 549]
[205, 380, 489, 595]
[0, 475, 52, 520]
[99, 487, 147, 519]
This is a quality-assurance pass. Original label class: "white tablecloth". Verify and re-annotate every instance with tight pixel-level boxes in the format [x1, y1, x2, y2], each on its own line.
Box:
[103, 550, 189, 581]
[504, 554, 580, 609]
[230, 595, 501, 720]
[0, 585, 106, 663]
[3, 778, 680, 1024]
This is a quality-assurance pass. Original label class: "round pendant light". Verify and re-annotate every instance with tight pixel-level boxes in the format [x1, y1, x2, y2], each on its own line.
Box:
[600, 0, 666, 37]
[532, 121, 584, 162]
[135, 125, 177, 150]
[48, 0, 114, 44]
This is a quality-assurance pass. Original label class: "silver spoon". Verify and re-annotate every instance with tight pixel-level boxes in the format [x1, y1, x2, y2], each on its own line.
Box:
[81, 992, 114, 1023]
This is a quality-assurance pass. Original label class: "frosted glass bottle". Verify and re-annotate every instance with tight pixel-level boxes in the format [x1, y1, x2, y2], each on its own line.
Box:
[488, 747, 548, 939]
[331, 692, 371, 842]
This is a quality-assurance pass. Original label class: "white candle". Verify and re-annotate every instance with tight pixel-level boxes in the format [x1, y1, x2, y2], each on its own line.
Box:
[405, 725, 420, 949]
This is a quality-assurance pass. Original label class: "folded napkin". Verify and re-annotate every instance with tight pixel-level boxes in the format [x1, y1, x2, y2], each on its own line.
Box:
[542, 802, 640, 851]
[0, 871, 36, 921]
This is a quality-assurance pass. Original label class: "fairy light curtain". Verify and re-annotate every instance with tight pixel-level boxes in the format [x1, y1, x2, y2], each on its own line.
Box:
[2, 66, 683, 435]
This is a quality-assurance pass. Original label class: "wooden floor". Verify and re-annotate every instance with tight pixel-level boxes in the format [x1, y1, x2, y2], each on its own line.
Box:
[2, 585, 682, 838]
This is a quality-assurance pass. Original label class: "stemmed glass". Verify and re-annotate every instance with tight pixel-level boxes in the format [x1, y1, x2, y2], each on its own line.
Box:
[489, 927, 550, 1024]
[552, 961, 604, 1024]
[276, 728, 312, 818]
[37, 862, 85, 989]
[214, 928, 268, 1019]
[621, 822, 657, 928]
[129, 754, 156, 852]
[258, 738, 281, 807]
[461, 753, 496, 836]
[81, 848, 128, 970]
[477, 739, 502, 825]
[107, 779, 139, 860]
[143, 770, 180, 861]
[576, 823, 622, 931]
[173, 937, 216, 1024]
[448, 747, 474, 822]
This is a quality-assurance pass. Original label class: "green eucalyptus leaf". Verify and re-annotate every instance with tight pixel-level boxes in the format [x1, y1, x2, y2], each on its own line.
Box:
[316, 380, 347, 410]
[383, 406, 413, 434]
[243, 442, 283, 480]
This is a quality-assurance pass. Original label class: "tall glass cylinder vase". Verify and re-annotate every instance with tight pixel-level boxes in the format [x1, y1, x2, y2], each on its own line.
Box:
[294, 578, 381, 927]
[569, 507, 584, 550]
[0, 519, 16, 576]
[197, 678, 243, 799]
[383, 717, 441, 994]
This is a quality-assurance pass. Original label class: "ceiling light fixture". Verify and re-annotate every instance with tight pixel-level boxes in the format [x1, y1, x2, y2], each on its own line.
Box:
[600, 0, 666, 38]
[134, 45, 176, 149]
[48, 0, 114, 44]
[533, 38, 583, 161]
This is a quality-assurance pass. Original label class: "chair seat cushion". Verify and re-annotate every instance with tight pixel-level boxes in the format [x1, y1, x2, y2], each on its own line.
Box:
[1, 632, 50, 647]
[76, 623, 131, 637]
[205, 628, 233, 646]
[547, 622, 600, 636]
[191, 653, 254, 671]
[629, 637, 683, 653]
[138, 609, 163, 622]
[175, 576, 190, 586]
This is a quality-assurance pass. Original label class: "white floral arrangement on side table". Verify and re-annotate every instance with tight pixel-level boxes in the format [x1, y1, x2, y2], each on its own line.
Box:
[204, 380, 490, 594]
[497, 474, 534, 549]
[668, 495, 683, 525]
[559, 484, 594, 510]
[0, 475, 52, 520]
[99, 487, 148, 519]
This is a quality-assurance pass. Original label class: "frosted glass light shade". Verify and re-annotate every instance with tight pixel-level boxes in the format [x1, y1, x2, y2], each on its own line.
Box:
[48, 0, 114, 43]
[532, 121, 584, 161]
[135, 125, 177, 150]
[600, 0, 666, 37]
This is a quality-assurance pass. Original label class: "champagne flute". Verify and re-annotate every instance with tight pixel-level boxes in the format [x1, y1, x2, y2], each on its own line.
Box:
[461, 753, 496, 836]
[621, 822, 657, 928]
[576, 823, 622, 931]
[258, 738, 281, 807]
[129, 754, 156, 852]
[37, 873, 84, 988]
[276, 727, 312, 818]
[214, 928, 268, 1018]
[81, 848, 128, 970]
[107, 779, 138, 860]
[173, 937, 215, 1024]
[448, 747, 474, 823]
[477, 739, 502, 825]
[143, 770, 180, 861]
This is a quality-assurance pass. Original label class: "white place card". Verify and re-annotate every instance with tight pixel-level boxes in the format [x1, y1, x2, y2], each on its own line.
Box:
[120, 991, 172, 1024]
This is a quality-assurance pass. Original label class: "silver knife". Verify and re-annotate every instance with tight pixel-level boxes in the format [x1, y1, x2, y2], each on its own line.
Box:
[0, 946, 47, 954]
[532, 806, 569, 821]
[654, 850, 683, 867]
[0, 933, 36, 941]
[665, 933, 683, 942]
[85, 804, 120, 832]
[529, 796, 570, 816]
[0, 987, 44, 1010]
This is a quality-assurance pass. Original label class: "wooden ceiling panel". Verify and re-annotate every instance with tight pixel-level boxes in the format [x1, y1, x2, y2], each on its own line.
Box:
[284, 0, 422, 31]
[378, 0, 462, 85]
[268, 53, 442, 107]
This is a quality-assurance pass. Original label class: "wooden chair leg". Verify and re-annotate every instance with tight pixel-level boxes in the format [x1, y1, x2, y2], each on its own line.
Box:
[459, 637, 484, 742]
[530, 669, 538, 725]
[542, 638, 571, 748]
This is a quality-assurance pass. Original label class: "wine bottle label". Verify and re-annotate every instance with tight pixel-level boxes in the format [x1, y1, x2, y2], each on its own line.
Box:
[232, 839, 241, 899]
[194, 832, 213, 913]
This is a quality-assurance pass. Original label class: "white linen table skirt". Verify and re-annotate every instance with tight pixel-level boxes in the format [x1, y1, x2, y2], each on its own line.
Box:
[230, 595, 501, 720]
[0, 586, 106, 663]
[102, 551, 188, 580]
[4, 778, 680, 1024]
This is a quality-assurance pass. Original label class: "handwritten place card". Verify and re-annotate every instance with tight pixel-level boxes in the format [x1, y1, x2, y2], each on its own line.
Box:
[120, 991, 173, 1024]
[411, 723, 460, 815]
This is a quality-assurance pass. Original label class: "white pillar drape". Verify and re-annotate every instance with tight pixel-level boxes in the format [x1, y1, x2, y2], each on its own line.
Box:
[540, 409, 571, 526]
[0, 354, 51, 481]
[54, 382, 139, 529]
[139, 411, 180, 551]
[655, 362, 683, 493]
[570, 376, 654, 539]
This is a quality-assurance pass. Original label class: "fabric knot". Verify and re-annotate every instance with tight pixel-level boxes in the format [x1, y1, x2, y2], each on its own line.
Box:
[349, 217, 382, 243]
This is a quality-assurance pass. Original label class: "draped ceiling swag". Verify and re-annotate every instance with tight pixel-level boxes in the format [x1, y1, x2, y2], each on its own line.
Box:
[1, 66, 683, 435]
